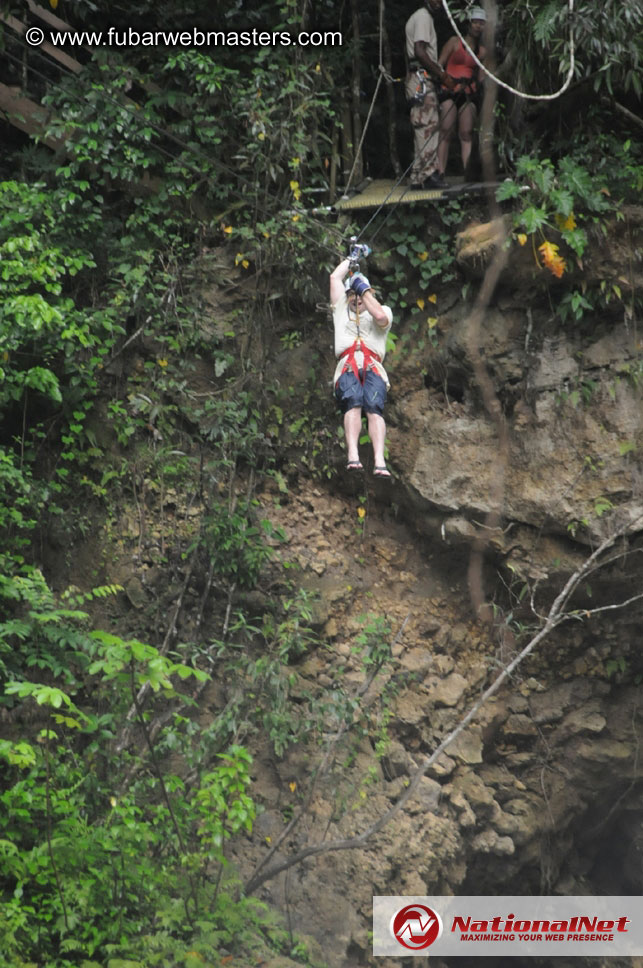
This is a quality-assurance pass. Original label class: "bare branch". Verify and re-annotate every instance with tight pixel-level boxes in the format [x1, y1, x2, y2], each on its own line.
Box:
[244, 517, 642, 894]
[569, 591, 643, 618]
[608, 97, 643, 132]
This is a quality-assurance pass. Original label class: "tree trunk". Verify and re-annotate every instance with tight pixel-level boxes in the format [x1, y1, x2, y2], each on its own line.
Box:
[349, 0, 363, 186]
[340, 100, 353, 188]
[381, 14, 401, 177]
[329, 122, 339, 202]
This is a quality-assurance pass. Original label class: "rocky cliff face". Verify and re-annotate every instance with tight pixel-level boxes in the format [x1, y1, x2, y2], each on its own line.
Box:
[230, 210, 643, 967]
[77, 213, 643, 968]
[394, 208, 643, 566]
[238, 485, 642, 968]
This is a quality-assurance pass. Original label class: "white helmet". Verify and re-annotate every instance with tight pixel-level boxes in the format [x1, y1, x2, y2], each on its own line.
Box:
[470, 6, 486, 20]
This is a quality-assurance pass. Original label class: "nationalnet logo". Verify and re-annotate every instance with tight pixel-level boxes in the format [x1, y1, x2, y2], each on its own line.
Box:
[390, 904, 443, 950]
[373, 896, 643, 958]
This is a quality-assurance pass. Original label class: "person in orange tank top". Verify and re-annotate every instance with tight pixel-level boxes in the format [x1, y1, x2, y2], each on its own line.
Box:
[437, 7, 487, 175]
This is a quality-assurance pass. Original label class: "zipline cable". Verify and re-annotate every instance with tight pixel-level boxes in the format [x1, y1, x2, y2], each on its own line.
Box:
[343, 0, 386, 195]
[352, 94, 470, 246]
[347, 0, 577, 247]
[345, 0, 485, 245]
[7, 0, 578, 271]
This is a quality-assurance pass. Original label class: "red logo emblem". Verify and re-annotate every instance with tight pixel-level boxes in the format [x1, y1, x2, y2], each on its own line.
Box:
[391, 903, 443, 950]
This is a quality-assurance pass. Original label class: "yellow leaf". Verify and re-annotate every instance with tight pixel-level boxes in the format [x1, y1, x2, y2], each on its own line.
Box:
[157, 358, 169, 367]
[241, 259, 249, 269]
[222, 225, 233, 234]
[50, 0, 58, 7]
[315, 63, 321, 72]
[289, 780, 297, 792]
[427, 317, 438, 329]
[357, 507, 366, 519]
[428, 293, 437, 304]
[265, 835, 272, 844]
[258, 132, 265, 141]
[292, 214, 300, 222]
[538, 240, 566, 279]
[517, 233, 528, 246]
[418, 251, 428, 262]
[555, 212, 577, 232]
[539, 240, 556, 261]
[416, 297, 425, 310]
[235, 252, 243, 265]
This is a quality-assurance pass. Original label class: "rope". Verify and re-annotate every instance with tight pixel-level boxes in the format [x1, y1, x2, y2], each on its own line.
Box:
[343, 69, 384, 195]
[442, 0, 576, 101]
[8, 0, 578, 273]
[343, 0, 387, 195]
[353, 0, 577, 248]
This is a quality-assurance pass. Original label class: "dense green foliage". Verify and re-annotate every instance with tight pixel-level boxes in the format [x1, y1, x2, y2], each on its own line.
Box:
[500, 0, 643, 97]
[0, 0, 642, 963]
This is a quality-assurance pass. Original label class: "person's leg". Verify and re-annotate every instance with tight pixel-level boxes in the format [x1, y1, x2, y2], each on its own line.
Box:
[438, 98, 457, 174]
[344, 406, 363, 464]
[458, 101, 476, 171]
[335, 369, 365, 466]
[366, 411, 387, 468]
[363, 371, 389, 471]
[408, 87, 440, 184]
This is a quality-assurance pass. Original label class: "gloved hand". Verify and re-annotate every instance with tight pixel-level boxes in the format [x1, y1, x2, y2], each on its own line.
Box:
[350, 272, 371, 296]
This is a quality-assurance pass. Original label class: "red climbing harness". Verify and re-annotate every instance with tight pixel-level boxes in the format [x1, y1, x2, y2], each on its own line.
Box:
[338, 339, 382, 384]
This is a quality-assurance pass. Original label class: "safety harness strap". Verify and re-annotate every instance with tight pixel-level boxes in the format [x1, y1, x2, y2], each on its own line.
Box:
[339, 340, 382, 384]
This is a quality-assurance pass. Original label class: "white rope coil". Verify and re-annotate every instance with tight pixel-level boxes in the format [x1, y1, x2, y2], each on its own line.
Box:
[442, 0, 576, 101]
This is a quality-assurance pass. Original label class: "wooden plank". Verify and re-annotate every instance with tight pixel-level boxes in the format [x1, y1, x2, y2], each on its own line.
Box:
[333, 178, 499, 210]
[25, 0, 87, 40]
[0, 83, 64, 149]
[0, 11, 83, 73]
[24, 1, 163, 96]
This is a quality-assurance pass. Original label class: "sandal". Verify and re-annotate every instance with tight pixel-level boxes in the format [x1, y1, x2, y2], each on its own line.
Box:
[374, 465, 392, 478]
[346, 460, 364, 471]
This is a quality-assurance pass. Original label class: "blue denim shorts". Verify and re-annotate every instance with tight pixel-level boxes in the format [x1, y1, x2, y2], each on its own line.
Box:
[334, 368, 388, 416]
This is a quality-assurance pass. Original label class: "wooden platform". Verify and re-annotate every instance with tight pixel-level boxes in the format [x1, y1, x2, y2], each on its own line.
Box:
[333, 177, 496, 211]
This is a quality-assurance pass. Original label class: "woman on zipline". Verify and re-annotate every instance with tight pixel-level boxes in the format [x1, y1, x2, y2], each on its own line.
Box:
[437, 6, 487, 176]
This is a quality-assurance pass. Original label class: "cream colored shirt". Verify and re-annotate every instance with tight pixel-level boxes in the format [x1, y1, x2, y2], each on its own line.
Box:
[332, 292, 392, 387]
[405, 6, 438, 62]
